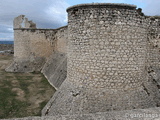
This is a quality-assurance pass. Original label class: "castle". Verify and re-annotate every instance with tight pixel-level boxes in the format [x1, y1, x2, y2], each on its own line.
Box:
[5, 3, 160, 120]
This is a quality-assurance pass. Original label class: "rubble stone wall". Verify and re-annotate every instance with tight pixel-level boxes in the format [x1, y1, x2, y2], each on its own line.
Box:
[14, 29, 55, 60]
[6, 3, 160, 119]
[147, 18, 160, 70]
[41, 26, 68, 89]
[6, 15, 68, 78]
[43, 3, 160, 116]
[67, 3, 159, 111]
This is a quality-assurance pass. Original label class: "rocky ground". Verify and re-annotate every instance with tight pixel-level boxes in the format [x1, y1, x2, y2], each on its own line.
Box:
[0, 44, 14, 55]
[0, 44, 13, 51]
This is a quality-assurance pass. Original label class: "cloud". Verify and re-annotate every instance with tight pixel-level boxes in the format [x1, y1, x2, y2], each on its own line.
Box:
[0, 24, 13, 40]
[0, 0, 160, 41]
[0, 0, 69, 27]
[0, 25, 12, 33]
[44, 0, 69, 27]
[0, 0, 69, 40]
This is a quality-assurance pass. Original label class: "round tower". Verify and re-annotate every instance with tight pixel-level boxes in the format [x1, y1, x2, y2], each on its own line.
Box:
[44, 3, 160, 116]
[67, 3, 145, 94]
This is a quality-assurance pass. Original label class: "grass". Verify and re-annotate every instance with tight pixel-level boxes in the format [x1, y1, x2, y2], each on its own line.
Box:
[0, 98, 30, 118]
[0, 55, 56, 119]
[40, 74, 51, 86]
[15, 76, 33, 94]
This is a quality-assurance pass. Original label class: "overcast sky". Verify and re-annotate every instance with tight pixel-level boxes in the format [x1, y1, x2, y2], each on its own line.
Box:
[0, 0, 160, 41]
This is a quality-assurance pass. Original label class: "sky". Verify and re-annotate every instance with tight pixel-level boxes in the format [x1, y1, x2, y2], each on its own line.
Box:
[0, 0, 160, 41]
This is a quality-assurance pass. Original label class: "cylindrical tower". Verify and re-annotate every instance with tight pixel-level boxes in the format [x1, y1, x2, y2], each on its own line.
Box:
[45, 3, 160, 116]
[67, 3, 145, 93]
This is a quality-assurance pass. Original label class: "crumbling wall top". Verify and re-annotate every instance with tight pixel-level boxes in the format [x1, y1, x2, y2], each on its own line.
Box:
[67, 3, 137, 12]
[13, 15, 25, 28]
[13, 15, 36, 29]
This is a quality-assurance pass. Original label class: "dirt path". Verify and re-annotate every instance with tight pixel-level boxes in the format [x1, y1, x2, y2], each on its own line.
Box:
[0, 54, 55, 119]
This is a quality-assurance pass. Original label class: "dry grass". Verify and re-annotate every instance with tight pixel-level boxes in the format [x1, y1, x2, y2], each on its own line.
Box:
[0, 54, 56, 119]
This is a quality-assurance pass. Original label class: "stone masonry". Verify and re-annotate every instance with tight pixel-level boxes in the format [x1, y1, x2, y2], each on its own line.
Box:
[5, 3, 160, 120]
[6, 15, 67, 89]
[3, 107, 160, 120]
[42, 3, 160, 116]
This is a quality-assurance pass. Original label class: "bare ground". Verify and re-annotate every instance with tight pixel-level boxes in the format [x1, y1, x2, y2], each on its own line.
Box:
[0, 54, 56, 119]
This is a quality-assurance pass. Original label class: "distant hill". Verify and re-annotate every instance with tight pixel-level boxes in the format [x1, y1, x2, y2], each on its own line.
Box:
[0, 41, 14, 44]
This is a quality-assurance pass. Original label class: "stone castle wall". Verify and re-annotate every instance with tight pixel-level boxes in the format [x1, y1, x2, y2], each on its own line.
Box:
[14, 26, 68, 60]
[67, 3, 147, 90]
[4, 107, 160, 120]
[14, 29, 55, 60]
[42, 3, 160, 116]
[146, 18, 160, 97]
[5, 3, 160, 119]
[6, 16, 68, 89]
[147, 18, 160, 70]
[41, 26, 68, 89]
[54, 26, 68, 53]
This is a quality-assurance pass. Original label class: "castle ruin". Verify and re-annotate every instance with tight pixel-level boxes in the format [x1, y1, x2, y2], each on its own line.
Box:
[5, 3, 160, 120]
